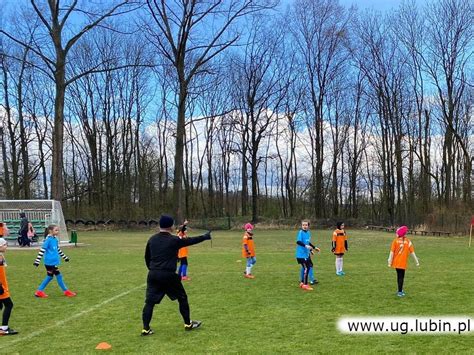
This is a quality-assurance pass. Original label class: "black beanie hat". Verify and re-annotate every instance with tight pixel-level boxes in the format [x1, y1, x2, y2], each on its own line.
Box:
[336, 221, 344, 229]
[159, 215, 174, 229]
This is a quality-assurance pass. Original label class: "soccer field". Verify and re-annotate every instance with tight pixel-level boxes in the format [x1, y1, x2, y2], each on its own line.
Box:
[2, 229, 474, 353]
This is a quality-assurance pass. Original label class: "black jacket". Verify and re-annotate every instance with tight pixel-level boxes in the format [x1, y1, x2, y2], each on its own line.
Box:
[145, 231, 210, 272]
[19, 217, 28, 234]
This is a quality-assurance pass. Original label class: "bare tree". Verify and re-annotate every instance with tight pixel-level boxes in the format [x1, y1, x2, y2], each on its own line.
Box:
[291, 0, 352, 218]
[143, 0, 275, 222]
[230, 16, 287, 222]
[1, 0, 138, 200]
[422, 0, 473, 206]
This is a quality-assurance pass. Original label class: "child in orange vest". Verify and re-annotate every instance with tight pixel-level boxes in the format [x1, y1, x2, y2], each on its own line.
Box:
[0, 223, 8, 238]
[0, 238, 18, 335]
[177, 220, 190, 281]
[242, 223, 256, 279]
[387, 226, 420, 297]
[332, 221, 348, 276]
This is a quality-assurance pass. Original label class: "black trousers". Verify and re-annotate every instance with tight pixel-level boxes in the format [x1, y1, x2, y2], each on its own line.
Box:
[0, 297, 13, 326]
[18, 231, 30, 246]
[396, 268, 405, 292]
[297, 258, 313, 285]
[142, 271, 191, 329]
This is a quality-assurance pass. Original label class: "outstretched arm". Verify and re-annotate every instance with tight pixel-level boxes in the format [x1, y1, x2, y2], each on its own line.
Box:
[178, 232, 211, 248]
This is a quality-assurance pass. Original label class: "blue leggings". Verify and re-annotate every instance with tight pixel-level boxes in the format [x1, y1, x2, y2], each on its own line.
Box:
[300, 266, 315, 282]
[246, 257, 256, 267]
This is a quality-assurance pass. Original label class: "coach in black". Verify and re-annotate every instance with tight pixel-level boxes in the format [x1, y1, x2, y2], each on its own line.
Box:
[141, 215, 211, 336]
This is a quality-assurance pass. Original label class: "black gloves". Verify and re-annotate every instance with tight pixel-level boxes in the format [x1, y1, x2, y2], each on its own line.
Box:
[203, 231, 212, 240]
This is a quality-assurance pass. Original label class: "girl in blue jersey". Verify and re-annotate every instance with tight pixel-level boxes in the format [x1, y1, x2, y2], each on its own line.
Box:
[295, 220, 320, 291]
[33, 225, 76, 298]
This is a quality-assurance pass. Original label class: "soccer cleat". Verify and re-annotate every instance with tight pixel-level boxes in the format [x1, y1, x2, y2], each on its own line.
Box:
[64, 290, 77, 297]
[141, 328, 154, 336]
[401, 291, 406, 296]
[301, 284, 313, 291]
[0, 328, 18, 336]
[340, 271, 346, 275]
[299, 282, 304, 288]
[34, 290, 48, 298]
[336, 272, 344, 276]
[397, 291, 404, 297]
[184, 320, 202, 331]
[310, 280, 319, 285]
[181, 276, 191, 281]
[244, 274, 255, 279]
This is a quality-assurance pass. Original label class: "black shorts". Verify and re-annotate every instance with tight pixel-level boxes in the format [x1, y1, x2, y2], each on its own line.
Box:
[296, 258, 313, 267]
[45, 265, 60, 275]
[145, 271, 187, 304]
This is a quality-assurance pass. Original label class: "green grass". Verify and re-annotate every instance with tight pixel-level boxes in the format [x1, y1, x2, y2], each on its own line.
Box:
[2, 229, 474, 354]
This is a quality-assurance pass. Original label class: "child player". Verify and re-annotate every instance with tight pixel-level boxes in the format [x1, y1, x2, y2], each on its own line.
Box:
[295, 220, 319, 291]
[33, 225, 76, 298]
[332, 221, 348, 276]
[387, 226, 420, 297]
[242, 223, 256, 279]
[177, 220, 190, 281]
[0, 238, 18, 335]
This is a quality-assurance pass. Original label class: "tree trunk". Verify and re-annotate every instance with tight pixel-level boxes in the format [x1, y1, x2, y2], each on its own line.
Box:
[51, 56, 66, 201]
[172, 79, 187, 223]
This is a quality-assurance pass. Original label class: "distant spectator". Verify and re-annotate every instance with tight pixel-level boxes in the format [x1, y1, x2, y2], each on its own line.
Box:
[27, 223, 38, 243]
[18, 213, 30, 247]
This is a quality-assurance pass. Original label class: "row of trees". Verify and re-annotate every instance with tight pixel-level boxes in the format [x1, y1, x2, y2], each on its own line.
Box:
[0, 0, 472, 226]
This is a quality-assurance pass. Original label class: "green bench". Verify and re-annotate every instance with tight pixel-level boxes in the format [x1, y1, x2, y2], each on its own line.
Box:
[2, 218, 47, 245]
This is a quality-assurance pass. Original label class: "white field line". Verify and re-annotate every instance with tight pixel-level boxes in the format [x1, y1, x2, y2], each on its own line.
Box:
[6, 283, 146, 346]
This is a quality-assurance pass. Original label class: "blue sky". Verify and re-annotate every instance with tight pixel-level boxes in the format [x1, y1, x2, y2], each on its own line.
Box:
[339, 0, 428, 10]
[340, 0, 407, 10]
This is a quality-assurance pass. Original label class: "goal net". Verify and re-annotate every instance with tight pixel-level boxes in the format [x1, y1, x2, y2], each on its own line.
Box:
[0, 200, 67, 241]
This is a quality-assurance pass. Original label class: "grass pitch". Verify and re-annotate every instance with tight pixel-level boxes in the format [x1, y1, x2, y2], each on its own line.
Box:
[2, 228, 473, 353]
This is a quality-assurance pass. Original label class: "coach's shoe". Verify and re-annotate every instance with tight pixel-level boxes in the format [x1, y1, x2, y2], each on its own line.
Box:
[64, 290, 77, 297]
[184, 320, 202, 331]
[301, 284, 313, 291]
[244, 274, 255, 279]
[34, 290, 48, 298]
[141, 328, 154, 336]
[0, 328, 18, 336]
